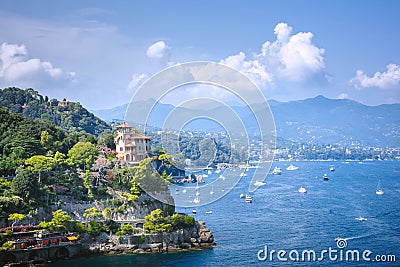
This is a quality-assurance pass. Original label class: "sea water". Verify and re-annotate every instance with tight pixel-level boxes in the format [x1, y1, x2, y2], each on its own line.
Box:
[48, 161, 400, 266]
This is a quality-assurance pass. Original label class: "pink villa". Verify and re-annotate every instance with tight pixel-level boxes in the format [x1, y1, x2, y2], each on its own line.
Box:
[114, 122, 151, 164]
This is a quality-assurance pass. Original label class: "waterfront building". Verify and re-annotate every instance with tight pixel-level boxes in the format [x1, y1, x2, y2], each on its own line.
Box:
[114, 122, 151, 165]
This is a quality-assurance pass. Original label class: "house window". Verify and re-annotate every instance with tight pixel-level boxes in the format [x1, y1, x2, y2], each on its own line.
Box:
[120, 147, 123, 152]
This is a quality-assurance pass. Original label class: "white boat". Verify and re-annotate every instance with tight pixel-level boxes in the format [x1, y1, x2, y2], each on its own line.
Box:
[254, 181, 266, 186]
[182, 189, 187, 193]
[323, 173, 329, 180]
[205, 211, 213, 214]
[219, 175, 226, 180]
[376, 180, 384, 195]
[240, 172, 247, 177]
[330, 166, 335, 172]
[286, 164, 299, 171]
[210, 185, 214, 195]
[193, 197, 200, 203]
[240, 193, 245, 198]
[272, 167, 282, 175]
[245, 194, 252, 203]
[192, 209, 197, 214]
[298, 186, 307, 193]
[355, 216, 367, 221]
[215, 169, 221, 174]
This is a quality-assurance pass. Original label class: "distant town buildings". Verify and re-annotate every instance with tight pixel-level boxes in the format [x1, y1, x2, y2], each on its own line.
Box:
[114, 122, 151, 164]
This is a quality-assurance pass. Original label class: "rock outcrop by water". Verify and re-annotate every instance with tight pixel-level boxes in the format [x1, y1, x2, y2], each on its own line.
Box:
[31, 192, 174, 225]
[80, 221, 215, 255]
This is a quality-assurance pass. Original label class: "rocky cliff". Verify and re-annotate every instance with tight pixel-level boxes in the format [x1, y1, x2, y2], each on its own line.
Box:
[81, 221, 215, 255]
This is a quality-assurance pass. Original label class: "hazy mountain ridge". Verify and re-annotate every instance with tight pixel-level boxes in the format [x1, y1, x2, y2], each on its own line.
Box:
[92, 95, 400, 147]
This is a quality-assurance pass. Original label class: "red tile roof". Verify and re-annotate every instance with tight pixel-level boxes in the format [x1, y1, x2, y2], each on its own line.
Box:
[115, 122, 133, 128]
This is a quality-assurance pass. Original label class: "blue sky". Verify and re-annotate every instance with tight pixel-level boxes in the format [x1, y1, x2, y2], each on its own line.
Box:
[0, 0, 399, 109]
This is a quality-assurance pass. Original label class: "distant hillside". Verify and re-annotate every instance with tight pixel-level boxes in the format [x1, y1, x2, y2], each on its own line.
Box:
[269, 95, 400, 147]
[91, 103, 128, 122]
[93, 95, 400, 147]
[0, 87, 111, 136]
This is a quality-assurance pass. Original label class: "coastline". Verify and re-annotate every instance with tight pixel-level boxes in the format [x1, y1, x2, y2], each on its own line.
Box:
[79, 221, 215, 257]
[1, 221, 216, 266]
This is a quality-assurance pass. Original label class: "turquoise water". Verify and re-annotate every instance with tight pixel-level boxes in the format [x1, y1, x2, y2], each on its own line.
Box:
[48, 161, 400, 266]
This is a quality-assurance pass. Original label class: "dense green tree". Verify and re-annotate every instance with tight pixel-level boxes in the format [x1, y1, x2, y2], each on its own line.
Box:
[42, 209, 74, 231]
[117, 223, 136, 235]
[8, 213, 26, 230]
[133, 158, 169, 193]
[87, 220, 102, 236]
[11, 166, 39, 202]
[167, 213, 195, 231]
[144, 209, 195, 233]
[83, 207, 102, 221]
[0, 178, 11, 194]
[54, 151, 66, 166]
[25, 155, 55, 183]
[144, 209, 172, 233]
[67, 141, 99, 169]
[98, 133, 116, 150]
[102, 208, 112, 220]
[40, 130, 53, 149]
[0, 196, 26, 218]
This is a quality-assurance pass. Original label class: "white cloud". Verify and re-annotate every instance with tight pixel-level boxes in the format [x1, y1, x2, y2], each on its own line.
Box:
[127, 73, 148, 92]
[220, 52, 273, 87]
[0, 42, 75, 88]
[351, 64, 400, 89]
[337, 93, 349, 99]
[146, 41, 169, 59]
[221, 22, 326, 87]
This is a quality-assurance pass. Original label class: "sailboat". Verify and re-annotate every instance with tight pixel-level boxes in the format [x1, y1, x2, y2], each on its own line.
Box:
[210, 184, 214, 195]
[376, 180, 384, 195]
[193, 180, 201, 203]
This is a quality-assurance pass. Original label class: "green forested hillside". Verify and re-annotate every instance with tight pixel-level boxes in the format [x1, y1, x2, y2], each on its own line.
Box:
[0, 105, 173, 227]
[0, 87, 111, 136]
[0, 107, 96, 176]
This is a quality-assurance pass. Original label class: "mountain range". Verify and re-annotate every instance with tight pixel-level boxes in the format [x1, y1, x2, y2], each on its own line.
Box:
[92, 95, 399, 147]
